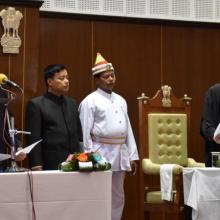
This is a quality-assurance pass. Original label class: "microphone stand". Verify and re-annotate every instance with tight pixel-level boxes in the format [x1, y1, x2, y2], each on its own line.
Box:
[4, 108, 29, 172]
[1, 85, 29, 172]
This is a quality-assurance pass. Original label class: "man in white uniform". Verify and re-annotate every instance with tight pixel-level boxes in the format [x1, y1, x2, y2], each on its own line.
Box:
[79, 53, 139, 220]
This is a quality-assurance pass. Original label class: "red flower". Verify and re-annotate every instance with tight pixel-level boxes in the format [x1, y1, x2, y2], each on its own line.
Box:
[77, 153, 88, 162]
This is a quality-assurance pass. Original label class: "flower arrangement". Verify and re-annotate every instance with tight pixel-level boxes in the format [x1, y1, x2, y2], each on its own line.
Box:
[59, 152, 111, 172]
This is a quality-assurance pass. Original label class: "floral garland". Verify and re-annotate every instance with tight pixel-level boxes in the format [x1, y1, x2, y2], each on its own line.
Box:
[59, 152, 111, 172]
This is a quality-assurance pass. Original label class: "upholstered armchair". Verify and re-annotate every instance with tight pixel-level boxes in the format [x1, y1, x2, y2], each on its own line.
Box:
[138, 85, 204, 220]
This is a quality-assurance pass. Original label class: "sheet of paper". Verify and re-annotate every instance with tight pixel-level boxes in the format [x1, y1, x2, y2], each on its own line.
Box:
[214, 123, 220, 144]
[0, 153, 11, 161]
[15, 139, 42, 156]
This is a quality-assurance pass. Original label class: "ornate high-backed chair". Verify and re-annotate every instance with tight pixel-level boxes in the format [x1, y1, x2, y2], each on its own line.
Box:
[138, 85, 204, 220]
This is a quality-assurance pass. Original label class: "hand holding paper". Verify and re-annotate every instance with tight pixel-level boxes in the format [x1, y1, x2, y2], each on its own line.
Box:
[15, 139, 42, 156]
[0, 139, 42, 162]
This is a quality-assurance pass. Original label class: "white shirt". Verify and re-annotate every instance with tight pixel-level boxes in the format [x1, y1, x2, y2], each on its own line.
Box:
[79, 88, 139, 171]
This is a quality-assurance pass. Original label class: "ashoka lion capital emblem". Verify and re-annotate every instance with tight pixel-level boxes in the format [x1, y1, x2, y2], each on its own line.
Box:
[0, 7, 23, 54]
[161, 85, 172, 107]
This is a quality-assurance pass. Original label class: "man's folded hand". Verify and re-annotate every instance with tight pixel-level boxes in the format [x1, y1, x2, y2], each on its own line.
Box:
[15, 151, 26, 161]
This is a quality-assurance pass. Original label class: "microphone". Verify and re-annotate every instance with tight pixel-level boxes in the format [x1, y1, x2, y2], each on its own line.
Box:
[0, 73, 20, 88]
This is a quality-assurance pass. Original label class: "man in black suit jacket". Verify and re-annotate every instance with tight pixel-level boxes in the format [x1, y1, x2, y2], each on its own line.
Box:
[200, 83, 220, 167]
[25, 64, 82, 171]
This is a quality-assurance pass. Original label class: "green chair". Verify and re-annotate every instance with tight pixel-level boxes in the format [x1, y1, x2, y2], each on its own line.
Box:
[138, 85, 204, 220]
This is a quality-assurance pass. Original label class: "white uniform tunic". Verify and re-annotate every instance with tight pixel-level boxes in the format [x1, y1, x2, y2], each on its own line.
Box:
[79, 88, 139, 171]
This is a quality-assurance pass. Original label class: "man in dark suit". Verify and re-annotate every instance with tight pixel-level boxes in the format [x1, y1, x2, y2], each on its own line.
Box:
[25, 64, 82, 171]
[200, 83, 220, 167]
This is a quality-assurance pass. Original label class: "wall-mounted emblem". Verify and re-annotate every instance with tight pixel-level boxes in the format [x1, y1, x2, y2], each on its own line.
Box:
[161, 85, 172, 107]
[0, 7, 23, 54]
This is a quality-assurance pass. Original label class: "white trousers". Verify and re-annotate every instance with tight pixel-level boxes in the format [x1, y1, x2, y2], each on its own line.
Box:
[112, 171, 126, 220]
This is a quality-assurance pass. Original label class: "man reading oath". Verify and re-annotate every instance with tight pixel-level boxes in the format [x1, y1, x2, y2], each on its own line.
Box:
[25, 64, 82, 170]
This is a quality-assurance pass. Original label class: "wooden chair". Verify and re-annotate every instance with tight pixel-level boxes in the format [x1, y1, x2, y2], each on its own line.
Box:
[138, 85, 204, 220]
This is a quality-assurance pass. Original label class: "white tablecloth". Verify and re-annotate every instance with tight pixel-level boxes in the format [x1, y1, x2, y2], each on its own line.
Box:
[183, 168, 220, 220]
[0, 170, 112, 220]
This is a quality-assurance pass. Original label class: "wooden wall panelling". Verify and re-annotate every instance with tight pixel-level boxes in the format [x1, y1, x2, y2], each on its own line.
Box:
[39, 16, 93, 103]
[162, 23, 220, 163]
[23, 7, 42, 102]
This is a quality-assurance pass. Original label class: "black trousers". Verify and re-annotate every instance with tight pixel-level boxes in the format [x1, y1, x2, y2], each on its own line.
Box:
[185, 205, 192, 220]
